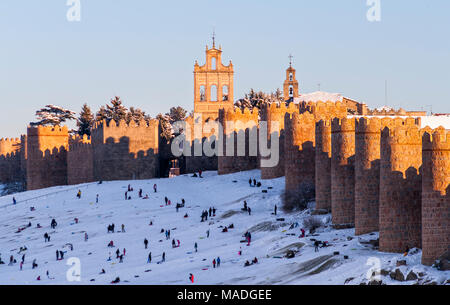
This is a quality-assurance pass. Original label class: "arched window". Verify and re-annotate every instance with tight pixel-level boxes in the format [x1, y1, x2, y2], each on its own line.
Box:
[200, 86, 206, 101]
[210, 85, 217, 101]
[289, 86, 294, 97]
[289, 73, 293, 81]
[222, 85, 229, 101]
[211, 57, 217, 70]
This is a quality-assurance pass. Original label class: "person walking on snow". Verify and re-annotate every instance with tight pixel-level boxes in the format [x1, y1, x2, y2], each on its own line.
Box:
[76, 190, 81, 199]
[162, 252, 165, 262]
[194, 242, 198, 253]
[144, 238, 148, 249]
[153, 184, 157, 193]
[96, 194, 99, 203]
[217, 257, 221, 267]
[13, 197, 16, 205]
[212, 258, 216, 268]
[206, 229, 210, 238]
[248, 207, 251, 216]
[84, 232, 88, 242]
[274, 205, 277, 215]
[121, 224, 125, 232]
[189, 273, 194, 283]
[314, 240, 320, 252]
[147, 252, 152, 263]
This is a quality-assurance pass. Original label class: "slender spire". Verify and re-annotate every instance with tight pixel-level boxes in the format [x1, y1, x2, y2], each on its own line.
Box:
[212, 28, 216, 48]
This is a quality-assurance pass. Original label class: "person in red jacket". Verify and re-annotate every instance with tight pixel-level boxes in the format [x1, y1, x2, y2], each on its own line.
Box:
[189, 273, 194, 283]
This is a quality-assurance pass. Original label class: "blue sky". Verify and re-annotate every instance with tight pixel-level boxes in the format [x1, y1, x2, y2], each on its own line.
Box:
[0, 0, 449, 137]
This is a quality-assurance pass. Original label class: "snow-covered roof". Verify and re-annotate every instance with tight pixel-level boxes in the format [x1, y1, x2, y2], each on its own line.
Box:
[293, 91, 343, 103]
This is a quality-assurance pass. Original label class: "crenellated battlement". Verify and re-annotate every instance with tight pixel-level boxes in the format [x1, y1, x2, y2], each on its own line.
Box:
[0, 137, 22, 157]
[27, 125, 69, 137]
[422, 126, 450, 150]
[365, 107, 427, 117]
[331, 117, 356, 133]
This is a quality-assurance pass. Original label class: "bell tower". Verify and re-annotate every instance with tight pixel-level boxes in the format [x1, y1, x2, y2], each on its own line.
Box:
[283, 54, 299, 101]
[194, 34, 234, 120]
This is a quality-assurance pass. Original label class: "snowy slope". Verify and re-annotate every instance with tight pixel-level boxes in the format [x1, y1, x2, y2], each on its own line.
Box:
[0, 170, 448, 285]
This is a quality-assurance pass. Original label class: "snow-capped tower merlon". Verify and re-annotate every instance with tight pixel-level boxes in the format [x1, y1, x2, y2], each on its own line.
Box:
[379, 119, 423, 253]
[284, 111, 316, 193]
[26, 125, 69, 190]
[421, 127, 450, 266]
[331, 117, 356, 228]
[260, 102, 298, 179]
[90, 119, 160, 182]
[218, 107, 259, 175]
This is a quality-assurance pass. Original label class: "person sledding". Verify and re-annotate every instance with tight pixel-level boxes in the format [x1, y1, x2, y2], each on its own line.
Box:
[107, 240, 114, 248]
[172, 239, 176, 248]
[222, 227, 228, 233]
[252, 257, 258, 264]
[299, 228, 305, 238]
[244, 260, 251, 267]
[111, 277, 120, 284]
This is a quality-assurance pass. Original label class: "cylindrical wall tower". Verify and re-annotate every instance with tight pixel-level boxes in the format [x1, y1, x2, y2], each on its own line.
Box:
[379, 118, 422, 253]
[421, 127, 450, 265]
[331, 117, 356, 228]
[354, 117, 382, 235]
[315, 119, 332, 211]
[284, 111, 316, 192]
[261, 103, 297, 179]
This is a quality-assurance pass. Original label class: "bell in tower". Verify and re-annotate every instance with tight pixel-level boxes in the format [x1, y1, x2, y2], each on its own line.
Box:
[283, 54, 299, 102]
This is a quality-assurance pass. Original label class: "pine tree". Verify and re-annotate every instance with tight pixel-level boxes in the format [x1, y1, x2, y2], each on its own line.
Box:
[167, 106, 187, 123]
[77, 103, 94, 136]
[30, 105, 76, 127]
[95, 96, 129, 123]
[126, 107, 151, 124]
[157, 113, 174, 141]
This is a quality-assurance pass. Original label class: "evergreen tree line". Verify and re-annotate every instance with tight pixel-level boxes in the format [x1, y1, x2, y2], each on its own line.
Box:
[30, 88, 283, 140]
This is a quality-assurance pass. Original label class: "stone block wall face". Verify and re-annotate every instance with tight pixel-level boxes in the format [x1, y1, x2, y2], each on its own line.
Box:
[421, 127, 450, 265]
[0, 137, 22, 184]
[331, 117, 356, 227]
[315, 120, 332, 211]
[184, 115, 218, 174]
[354, 118, 382, 235]
[284, 111, 316, 192]
[91, 119, 159, 182]
[67, 135, 94, 185]
[379, 120, 423, 253]
[260, 103, 298, 179]
[26, 126, 69, 190]
[218, 108, 259, 175]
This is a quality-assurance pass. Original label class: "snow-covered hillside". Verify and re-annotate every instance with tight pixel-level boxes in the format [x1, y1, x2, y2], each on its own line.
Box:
[0, 170, 448, 285]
